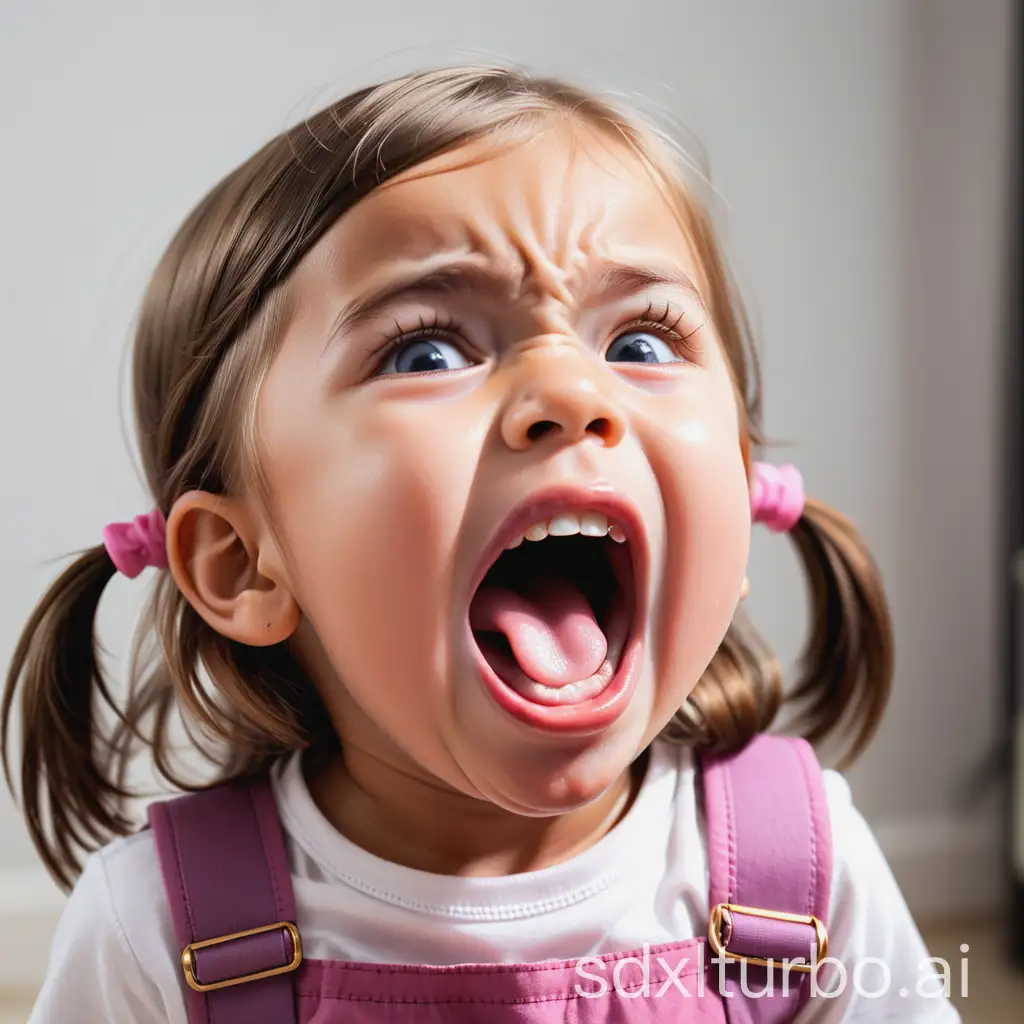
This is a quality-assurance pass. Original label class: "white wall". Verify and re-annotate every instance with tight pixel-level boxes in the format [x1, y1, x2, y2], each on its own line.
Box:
[0, 0, 1014, 991]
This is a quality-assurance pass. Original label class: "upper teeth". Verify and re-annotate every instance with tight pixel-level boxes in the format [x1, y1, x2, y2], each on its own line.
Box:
[507, 512, 627, 549]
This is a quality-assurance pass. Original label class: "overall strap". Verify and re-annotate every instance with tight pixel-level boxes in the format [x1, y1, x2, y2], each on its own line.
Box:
[700, 734, 833, 1024]
[148, 775, 301, 1024]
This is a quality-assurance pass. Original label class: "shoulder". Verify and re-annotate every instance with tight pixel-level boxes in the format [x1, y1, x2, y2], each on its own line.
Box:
[670, 737, 959, 1020]
[817, 767, 914, 930]
[805, 766, 962, 1021]
[775, 754, 927, 959]
[817, 766, 917, 939]
[817, 768, 900, 934]
[28, 829, 186, 1024]
[95, 828, 180, 963]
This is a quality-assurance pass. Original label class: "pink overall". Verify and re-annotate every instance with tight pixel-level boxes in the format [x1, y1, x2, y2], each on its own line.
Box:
[149, 735, 832, 1024]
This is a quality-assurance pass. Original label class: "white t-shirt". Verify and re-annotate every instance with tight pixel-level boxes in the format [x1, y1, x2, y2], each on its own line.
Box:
[28, 739, 960, 1022]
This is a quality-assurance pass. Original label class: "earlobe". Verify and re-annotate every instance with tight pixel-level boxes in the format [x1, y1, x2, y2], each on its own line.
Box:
[165, 491, 300, 647]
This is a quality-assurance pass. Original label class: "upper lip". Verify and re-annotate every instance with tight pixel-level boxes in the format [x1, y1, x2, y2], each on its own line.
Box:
[467, 482, 649, 613]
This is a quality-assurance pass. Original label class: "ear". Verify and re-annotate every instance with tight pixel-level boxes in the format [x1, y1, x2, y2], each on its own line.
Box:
[739, 575, 750, 601]
[165, 491, 300, 647]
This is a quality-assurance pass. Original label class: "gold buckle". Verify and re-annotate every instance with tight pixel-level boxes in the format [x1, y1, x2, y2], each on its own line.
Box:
[181, 921, 303, 993]
[708, 903, 827, 974]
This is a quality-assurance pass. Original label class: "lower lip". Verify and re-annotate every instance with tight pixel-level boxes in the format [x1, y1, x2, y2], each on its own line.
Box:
[469, 625, 645, 736]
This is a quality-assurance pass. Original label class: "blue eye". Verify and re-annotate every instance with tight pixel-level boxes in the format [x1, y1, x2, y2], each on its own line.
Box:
[605, 331, 680, 364]
[379, 338, 472, 375]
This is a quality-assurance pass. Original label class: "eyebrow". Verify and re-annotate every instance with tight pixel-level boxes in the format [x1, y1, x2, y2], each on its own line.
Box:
[324, 257, 706, 346]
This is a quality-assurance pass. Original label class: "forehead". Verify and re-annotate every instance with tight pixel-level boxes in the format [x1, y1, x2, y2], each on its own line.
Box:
[298, 123, 700, 291]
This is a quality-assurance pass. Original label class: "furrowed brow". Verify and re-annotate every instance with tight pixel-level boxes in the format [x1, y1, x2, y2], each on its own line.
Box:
[324, 257, 706, 349]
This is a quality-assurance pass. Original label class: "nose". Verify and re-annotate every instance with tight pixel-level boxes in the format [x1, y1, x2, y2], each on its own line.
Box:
[499, 347, 626, 451]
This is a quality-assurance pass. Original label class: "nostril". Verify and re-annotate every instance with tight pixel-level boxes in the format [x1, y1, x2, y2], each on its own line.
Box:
[526, 420, 559, 442]
[525, 418, 616, 443]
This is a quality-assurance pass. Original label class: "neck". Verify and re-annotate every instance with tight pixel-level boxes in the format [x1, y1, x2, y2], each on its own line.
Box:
[306, 745, 646, 877]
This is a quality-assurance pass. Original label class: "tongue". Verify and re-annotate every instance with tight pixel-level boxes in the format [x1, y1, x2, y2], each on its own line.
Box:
[470, 576, 608, 686]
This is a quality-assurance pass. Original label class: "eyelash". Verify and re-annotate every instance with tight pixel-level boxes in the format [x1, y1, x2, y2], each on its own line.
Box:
[367, 311, 468, 371]
[622, 301, 704, 359]
[368, 301, 703, 372]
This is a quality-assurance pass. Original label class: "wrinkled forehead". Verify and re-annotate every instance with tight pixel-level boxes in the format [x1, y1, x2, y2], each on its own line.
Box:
[295, 124, 702, 299]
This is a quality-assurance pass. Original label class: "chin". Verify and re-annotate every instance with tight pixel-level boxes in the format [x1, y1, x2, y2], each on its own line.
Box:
[449, 681, 656, 816]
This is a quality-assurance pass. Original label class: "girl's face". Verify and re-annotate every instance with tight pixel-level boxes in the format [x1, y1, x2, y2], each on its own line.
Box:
[257, 124, 751, 813]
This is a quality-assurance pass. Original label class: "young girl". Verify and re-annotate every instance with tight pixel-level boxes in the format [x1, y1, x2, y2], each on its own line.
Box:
[3, 64, 960, 1022]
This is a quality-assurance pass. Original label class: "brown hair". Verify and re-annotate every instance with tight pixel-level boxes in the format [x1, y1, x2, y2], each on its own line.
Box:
[1, 64, 892, 890]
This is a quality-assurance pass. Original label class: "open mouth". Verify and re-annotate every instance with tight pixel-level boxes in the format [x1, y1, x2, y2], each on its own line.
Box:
[468, 508, 639, 717]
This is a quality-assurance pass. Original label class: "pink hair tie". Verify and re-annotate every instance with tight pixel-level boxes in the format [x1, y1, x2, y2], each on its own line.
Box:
[750, 462, 805, 532]
[102, 509, 168, 578]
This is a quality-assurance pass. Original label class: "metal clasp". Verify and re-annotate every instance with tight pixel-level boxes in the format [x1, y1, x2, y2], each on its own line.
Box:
[708, 903, 827, 974]
[181, 920, 303, 993]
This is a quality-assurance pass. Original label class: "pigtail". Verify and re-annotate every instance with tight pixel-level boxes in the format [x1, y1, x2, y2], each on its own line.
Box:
[784, 495, 894, 767]
[1, 545, 131, 889]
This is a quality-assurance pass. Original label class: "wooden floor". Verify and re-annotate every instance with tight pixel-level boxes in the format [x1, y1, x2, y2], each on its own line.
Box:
[2, 918, 1021, 1021]
[915, 917, 1024, 1022]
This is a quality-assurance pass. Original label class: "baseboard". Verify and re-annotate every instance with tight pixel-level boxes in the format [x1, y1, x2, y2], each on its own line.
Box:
[0, 811, 1006, 993]
[871, 809, 1005, 920]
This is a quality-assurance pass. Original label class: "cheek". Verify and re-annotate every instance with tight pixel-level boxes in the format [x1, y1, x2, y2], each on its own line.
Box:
[639, 379, 751, 691]
[262, 396, 478, 713]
